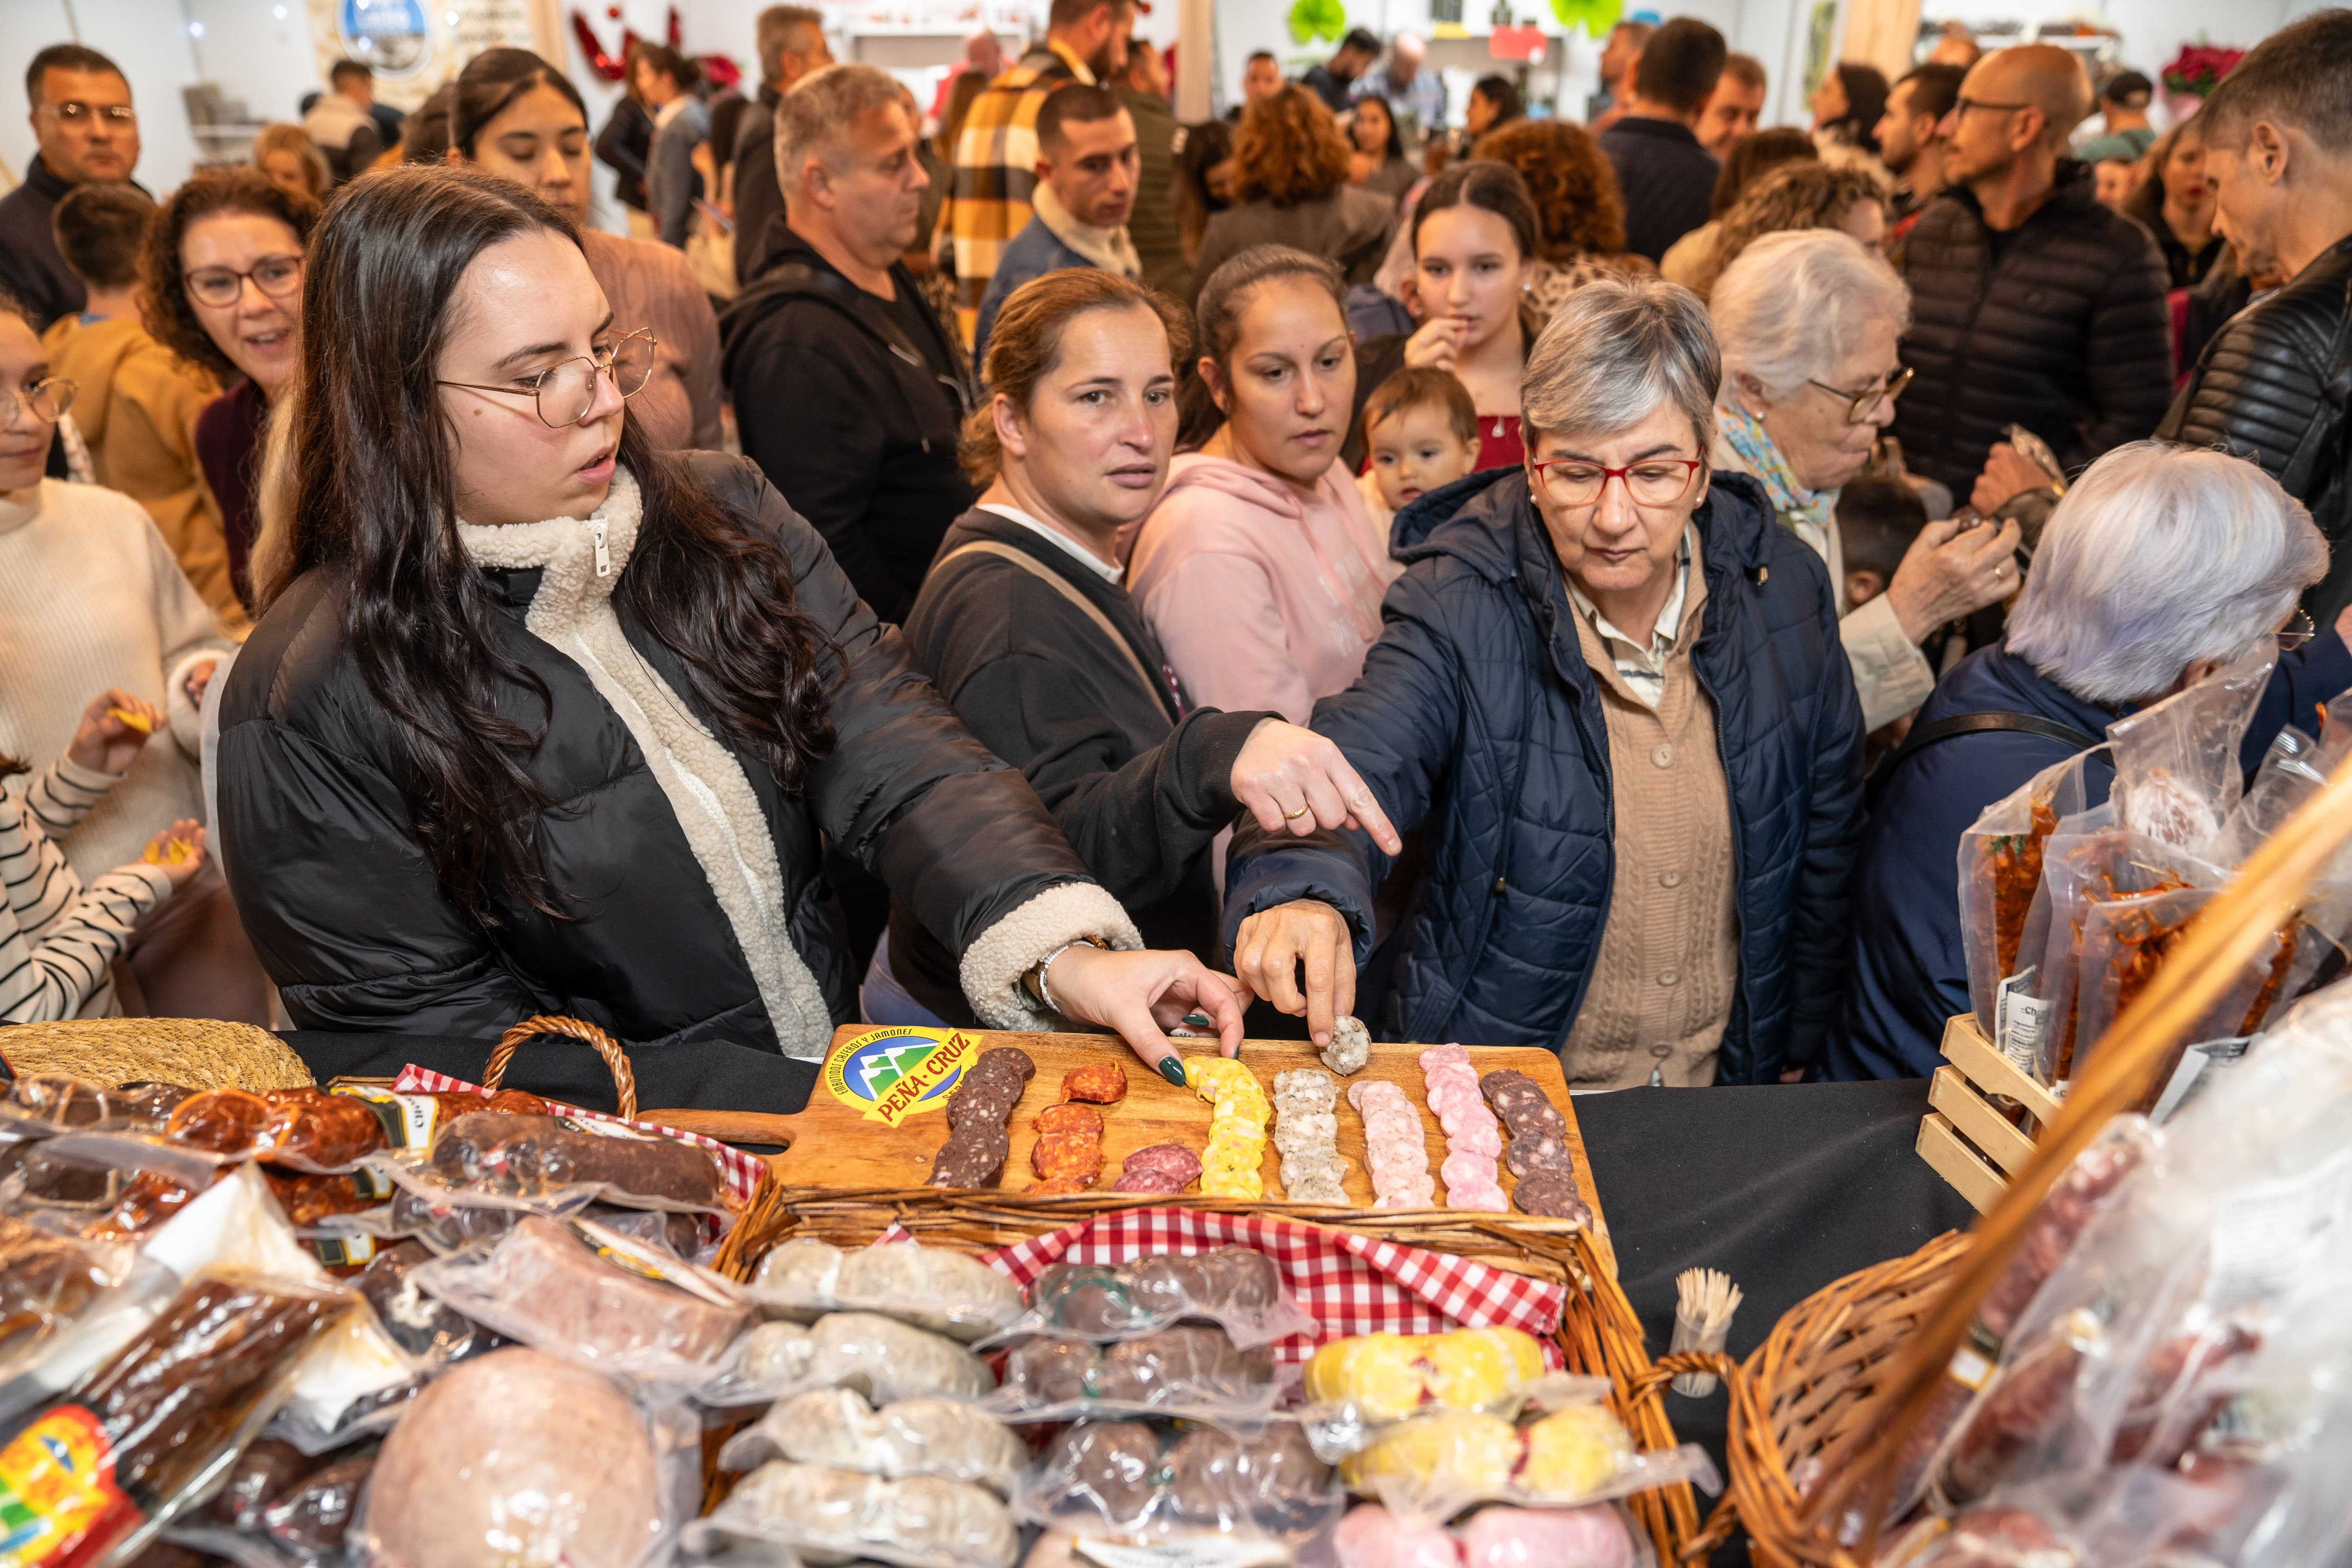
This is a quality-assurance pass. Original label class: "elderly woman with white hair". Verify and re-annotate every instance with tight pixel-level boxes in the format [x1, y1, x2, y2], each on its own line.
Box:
[1833, 442, 2352, 1079]
[1220, 276, 1864, 1086]
[1709, 228, 2022, 730]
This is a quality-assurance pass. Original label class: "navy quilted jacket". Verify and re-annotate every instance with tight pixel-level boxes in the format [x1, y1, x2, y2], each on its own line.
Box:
[1221, 467, 1866, 1081]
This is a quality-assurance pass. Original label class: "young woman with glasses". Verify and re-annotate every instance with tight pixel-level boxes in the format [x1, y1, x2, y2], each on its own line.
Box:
[1226, 275, 1866, 1085]
[140, 166, 320, 619]
[215, 166, 1250, 1085]
[446, 47, 722, 451]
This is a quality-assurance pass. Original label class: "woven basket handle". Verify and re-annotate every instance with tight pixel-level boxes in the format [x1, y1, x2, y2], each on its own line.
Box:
[486, 1014, 638, 1120]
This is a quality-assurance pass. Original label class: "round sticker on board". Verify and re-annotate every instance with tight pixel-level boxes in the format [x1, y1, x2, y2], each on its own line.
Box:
[340, 0, 430, 75]
[824, 1027, 979, 1126]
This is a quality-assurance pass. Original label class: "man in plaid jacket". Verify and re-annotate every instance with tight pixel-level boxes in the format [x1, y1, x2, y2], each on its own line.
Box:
[942, 0, 1138, 324]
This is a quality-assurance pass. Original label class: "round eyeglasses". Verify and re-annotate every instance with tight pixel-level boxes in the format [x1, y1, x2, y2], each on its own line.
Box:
[437, 330, 659, 428]
[1528, 456, 1706, 510]
[0, 377, 77, 428]
[1807, 365, 1914, 425]
[183, 255, 305, 310]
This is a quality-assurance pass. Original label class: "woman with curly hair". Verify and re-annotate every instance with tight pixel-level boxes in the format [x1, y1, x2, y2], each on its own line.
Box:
[140, 165, 320, 619]
[1473, 118, 1642, 320]
[1675, 159, 1887, 301]
[1189, 85, 1396, 302]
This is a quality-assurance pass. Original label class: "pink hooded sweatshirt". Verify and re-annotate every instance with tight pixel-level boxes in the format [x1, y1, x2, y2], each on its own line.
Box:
[1121, 453, 1397, 725]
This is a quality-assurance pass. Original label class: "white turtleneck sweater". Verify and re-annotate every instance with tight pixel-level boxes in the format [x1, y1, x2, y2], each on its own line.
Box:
[456, 471, 839, 1058]
[0, 480, 233, 879]
[451, 470, 1145, 1057]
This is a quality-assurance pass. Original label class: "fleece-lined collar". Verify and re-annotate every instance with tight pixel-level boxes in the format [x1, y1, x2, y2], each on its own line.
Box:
[456, 471, 838, 1059]
[1032, 185, 1142, 281]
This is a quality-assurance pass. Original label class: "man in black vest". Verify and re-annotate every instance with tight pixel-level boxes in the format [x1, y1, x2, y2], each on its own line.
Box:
[721, 63, 974, 626]
[2158, 10, 2352, 623]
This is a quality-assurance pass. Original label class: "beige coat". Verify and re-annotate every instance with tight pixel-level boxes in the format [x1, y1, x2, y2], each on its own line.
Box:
[41, 315, 238, 631]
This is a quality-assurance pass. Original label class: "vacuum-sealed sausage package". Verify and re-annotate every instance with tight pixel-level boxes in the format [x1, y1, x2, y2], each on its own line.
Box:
[747, 1238, 1023, 1342]
[164, 1438, 378, 1568]
[985, 1246, 1312, 1351]
[409, 1213, 751, 1385]
[418, 1111, 730, 1213]
[1014, 1418, 1345, 1543]
[360, 1346, 699, 1568]
[0, 1270, 356, 1568]
[984, 1323, 1282, 1426]
[716, 1387, 1027, 1494]
[1957, 750, 2105, 1046]
[0, 1215, 178, 1427]
[704, 1310, 994, 1409]
[1910, 984, 2352, 1566]
[687, 1460, 1020, 1568]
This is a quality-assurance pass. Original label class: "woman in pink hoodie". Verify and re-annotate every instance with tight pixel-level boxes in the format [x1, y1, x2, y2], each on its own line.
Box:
[1122, 246, 1395, 724]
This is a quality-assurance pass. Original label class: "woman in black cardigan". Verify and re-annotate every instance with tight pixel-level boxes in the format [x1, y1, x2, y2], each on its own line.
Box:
[883, 269, 1395, 1043]
[217, 166, 1244, 1080]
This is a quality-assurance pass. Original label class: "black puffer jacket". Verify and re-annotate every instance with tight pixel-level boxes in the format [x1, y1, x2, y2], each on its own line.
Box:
[218, 453, 1114, 1056]
[1890, 164, 2173, 495]
[2159, 234, 2352, 622]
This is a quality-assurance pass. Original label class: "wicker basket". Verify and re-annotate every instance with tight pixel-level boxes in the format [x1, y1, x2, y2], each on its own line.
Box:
[0, 1017, 314, 1091]
[1692, 744, 2352, 1563]
[710, 1182, 1705, 1562]
[1679, 1232, 1972, 1566]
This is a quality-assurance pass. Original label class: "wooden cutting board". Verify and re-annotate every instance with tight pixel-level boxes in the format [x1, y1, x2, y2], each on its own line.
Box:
[651, 1026, 1608, 1259]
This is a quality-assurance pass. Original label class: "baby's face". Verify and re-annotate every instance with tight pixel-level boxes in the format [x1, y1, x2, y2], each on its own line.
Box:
[1368, 403, 1478, 511]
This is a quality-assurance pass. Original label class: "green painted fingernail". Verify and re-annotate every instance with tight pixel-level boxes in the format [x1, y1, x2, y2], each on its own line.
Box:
[1159, 1056, 1188, 1087]
[1181, 1012, 1213, 1028]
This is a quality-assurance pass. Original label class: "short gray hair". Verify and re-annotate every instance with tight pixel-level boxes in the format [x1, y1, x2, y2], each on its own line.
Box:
[774, 62, 904, 194]
[1521, 275, 1719, 453]
[756, 5, 824, 84]
[1710, 229, 1911, 404]
[2007, 443, 2326, 705]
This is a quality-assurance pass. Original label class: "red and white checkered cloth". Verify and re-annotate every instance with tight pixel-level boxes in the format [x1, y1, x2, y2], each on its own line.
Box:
[388, 1063, 768, 1209]
[954, 1207, 1570, 1369]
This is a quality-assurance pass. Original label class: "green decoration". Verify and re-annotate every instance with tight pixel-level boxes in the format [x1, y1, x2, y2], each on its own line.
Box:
[1288, 0, 1346, 45]
[1550, 0, 1622, 38]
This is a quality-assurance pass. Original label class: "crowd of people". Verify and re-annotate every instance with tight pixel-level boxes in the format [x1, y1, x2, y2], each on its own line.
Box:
[3, 2, 2350, 1096]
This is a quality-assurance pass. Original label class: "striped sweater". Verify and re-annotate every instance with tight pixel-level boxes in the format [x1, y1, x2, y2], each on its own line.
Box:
[2, 757, 174, 1022]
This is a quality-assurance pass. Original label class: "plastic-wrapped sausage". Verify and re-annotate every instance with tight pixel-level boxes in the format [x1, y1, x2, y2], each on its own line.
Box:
[428, 1112, 725, 1210]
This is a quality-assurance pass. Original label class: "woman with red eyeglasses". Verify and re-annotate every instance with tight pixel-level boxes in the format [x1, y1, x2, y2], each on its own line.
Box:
[1223, 274, 1865, 1087]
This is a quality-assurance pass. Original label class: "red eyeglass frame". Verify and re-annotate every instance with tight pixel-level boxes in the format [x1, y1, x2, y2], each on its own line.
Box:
[1527, 457, 1707, 507]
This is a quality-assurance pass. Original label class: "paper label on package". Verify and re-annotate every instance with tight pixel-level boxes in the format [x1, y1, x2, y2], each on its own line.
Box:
[1073, 1538, 1290, 1568]
[2151, 1036, 2251, 1126]
[1995, 970, 2048, 1074]
[2210, 1146, 2352, 1306]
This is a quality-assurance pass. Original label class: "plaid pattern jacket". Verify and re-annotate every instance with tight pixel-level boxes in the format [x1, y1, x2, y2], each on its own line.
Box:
[942, 40, 1094, 319]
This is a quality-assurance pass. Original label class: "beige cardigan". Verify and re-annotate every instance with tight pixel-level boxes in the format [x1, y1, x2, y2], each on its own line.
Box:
[1709, 428, 1936, 731]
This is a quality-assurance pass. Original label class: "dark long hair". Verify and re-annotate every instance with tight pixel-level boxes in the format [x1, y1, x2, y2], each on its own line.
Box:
[1352, 94, 1404, 164]
[453, 47, 587, 157]
[271, 165, 834, 923]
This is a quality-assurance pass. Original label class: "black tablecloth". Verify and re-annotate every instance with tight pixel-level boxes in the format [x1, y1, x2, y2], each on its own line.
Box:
[281, 1032, 1972, 1555]
[1577, 1079, 1975, 1549]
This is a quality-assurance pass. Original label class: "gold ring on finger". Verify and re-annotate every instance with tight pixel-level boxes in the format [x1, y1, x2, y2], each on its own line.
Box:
[1283, 802, 1311, 821]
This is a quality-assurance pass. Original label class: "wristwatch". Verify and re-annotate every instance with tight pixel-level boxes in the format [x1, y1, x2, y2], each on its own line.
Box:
[1020, 936, 1109, 1015]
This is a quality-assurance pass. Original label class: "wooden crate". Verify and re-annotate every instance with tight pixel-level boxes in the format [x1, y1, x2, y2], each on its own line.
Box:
[1915, 1012, 2064, 1214]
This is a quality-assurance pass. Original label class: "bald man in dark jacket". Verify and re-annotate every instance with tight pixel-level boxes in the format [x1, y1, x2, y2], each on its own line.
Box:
[1889, 45, 2171, 498]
